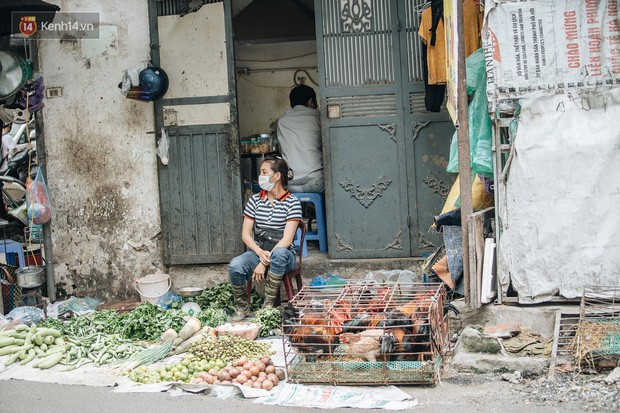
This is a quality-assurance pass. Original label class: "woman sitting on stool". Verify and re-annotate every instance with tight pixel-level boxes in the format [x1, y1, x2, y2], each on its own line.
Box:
[228, 156, 302, 321]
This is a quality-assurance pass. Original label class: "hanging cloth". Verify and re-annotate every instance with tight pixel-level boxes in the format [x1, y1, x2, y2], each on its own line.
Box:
[418, 0, 483, 85]
[429, 0, 443, 46]
[421, 42, 446, 111]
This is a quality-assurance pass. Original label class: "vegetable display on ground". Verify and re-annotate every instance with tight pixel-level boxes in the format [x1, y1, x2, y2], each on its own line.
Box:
[39, 302, 186, 342]
[252, 308, 282, 337]
[128, 354, 285, 388]
[192, 283, 263, 314]
[188, 334, 272, 363]
[0, 323, 149, 370]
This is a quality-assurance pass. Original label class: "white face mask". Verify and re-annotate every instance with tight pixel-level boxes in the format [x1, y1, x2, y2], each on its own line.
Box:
[259, 175, 276, 191]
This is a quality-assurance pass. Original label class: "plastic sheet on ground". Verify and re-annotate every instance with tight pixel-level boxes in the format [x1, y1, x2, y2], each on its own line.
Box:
[0, 339, 286, 390]
[0, 335, 418, 410]
[254, 383, 418, 410]
[0, 355, 119, 387]
[113, 377, 417, 410]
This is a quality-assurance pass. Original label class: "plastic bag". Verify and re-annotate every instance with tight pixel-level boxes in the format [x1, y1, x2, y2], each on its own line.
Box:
[119, 61, 149, 95]
[57, 296, 100, 315]
[157, 128, 170, 165]
[447, 48, 494, 178]
[364, 269, 418, 284]
[6, 306, 44, 325]
[156, 290, 181, 310]
[309, 273, 346, 287]
[26, 168, 52, 225]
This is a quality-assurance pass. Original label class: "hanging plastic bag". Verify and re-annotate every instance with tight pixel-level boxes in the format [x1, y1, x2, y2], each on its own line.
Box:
[447, 48, 494, 178]
[119, 61, 149, 95]
[26, 169, 52, 225]
[157, 128, 170, 165]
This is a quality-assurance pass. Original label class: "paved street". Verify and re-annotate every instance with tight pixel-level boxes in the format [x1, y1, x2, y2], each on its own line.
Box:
[0, 377, 595, 413]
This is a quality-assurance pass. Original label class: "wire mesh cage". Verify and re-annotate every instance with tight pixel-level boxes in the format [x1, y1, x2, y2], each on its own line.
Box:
[573, 285, 620, 370]
[281, 282, 448, 385]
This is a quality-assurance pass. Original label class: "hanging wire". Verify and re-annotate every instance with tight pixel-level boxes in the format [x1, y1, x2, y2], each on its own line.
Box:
[237, 68, 320, 89]
[293, 69, 319, 87]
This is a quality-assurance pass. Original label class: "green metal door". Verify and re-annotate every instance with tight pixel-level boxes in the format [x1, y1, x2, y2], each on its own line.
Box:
[315, 0, 411, 259]
[315, 0, 455, 258]
[398, 1, 456, 256]
[148, 0, 244, 264]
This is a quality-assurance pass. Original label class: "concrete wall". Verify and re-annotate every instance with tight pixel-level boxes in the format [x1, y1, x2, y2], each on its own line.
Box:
[39, 0, 163, 300]
[235, 41, 319, 138]
[37, 2, 320, 300]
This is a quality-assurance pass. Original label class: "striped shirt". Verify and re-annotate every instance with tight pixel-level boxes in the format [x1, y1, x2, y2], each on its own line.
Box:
[243, 190, 303, 231]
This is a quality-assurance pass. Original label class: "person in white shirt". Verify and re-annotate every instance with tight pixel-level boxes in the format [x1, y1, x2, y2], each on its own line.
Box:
[0, 122, 15, 174]
[276, 85, 324, 193]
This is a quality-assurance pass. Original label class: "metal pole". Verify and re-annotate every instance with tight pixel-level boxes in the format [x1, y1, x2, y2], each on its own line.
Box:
[31, 37, 56, 301]
[455, 0, 473, 306]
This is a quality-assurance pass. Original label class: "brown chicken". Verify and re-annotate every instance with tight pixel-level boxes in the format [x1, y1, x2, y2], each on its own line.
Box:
[367, 287, 393, 313]
[339, 329, 385, 362]
[285, 308, 347, 360]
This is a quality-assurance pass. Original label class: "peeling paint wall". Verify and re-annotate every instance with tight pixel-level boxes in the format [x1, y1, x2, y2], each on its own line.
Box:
[39, 0, 163, 300]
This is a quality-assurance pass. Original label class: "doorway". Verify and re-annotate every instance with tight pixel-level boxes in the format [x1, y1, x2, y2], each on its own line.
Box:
[149, 0, 455, 264]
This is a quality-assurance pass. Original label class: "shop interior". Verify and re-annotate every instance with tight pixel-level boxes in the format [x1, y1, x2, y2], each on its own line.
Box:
[232, 0, 318, 193]
[231, 0, 324, 255]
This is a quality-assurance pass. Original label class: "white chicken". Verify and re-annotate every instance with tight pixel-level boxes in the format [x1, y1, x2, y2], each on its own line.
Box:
[339, 329, 385, 362]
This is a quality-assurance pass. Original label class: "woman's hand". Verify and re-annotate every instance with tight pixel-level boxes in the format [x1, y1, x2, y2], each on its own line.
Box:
[252, 262, 267, 282]
[259, 250, 271, 266]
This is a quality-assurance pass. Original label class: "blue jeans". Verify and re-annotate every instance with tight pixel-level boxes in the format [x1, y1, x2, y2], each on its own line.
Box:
[228, 247, 296, 286]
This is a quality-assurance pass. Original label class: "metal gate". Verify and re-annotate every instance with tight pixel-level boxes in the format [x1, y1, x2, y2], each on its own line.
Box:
[315, 0, 455, 259]
[398, 1, 456, 256]
[148, 0, 244, 264]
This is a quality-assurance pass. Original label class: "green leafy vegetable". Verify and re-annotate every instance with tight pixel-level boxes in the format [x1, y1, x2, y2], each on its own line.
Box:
[252, 308, 282, 337]
[39, 303, 185, 342]
[197, 308, 228, 328]
[192, 283, 263, 314]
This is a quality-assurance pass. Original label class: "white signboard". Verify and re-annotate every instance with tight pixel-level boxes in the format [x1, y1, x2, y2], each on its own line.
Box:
[483, 0, 620, 103]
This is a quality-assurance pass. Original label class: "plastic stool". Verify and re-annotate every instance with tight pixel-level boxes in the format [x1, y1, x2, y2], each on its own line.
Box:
[0, 240, 25, 268]
[292, 192, 327, 257]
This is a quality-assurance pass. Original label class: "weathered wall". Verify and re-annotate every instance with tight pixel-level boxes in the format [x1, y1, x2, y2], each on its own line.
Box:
[39, 0, 163, 300]
[235, 41, 319, 138]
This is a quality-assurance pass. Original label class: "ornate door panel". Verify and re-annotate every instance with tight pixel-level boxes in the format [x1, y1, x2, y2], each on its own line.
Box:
[315, 0, 411, 258]
[315, 0, 455, 258]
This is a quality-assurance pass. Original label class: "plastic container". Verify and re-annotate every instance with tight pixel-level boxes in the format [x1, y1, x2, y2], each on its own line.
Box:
[258, 134, 270, 154]
[240, 140, 251, 154]
[250, 138, 261, 154]
[133, 271, 171, 304]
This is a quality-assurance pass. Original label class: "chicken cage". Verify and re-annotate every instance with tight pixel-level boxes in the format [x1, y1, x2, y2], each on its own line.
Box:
[281, 282, 449, 385]
[573, 285, 620, 371]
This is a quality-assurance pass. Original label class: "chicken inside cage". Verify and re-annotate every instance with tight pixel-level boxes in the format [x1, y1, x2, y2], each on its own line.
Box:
[282, 283, 455, 368]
